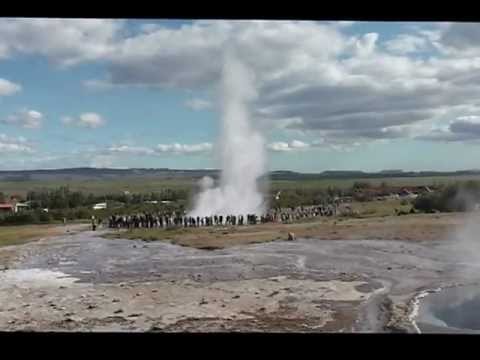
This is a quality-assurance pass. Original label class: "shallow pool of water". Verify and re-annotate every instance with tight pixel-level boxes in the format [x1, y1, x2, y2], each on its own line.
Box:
[417, 285, 480, 333]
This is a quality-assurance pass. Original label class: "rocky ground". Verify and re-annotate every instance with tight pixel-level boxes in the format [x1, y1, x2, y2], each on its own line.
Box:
[0, 215, 478, 332]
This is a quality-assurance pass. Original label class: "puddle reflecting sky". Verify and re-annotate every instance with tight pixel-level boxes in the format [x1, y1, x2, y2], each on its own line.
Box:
[418, 285, 480, 332]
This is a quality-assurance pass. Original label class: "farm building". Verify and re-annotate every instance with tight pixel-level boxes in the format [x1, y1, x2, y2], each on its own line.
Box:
[0, 203, 14, 213]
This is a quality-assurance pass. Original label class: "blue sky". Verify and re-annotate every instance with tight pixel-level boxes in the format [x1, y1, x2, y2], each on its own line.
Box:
[0, 19, 479, 172]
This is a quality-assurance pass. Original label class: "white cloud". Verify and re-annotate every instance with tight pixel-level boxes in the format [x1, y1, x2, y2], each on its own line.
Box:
[336, 21, 356, 28]
[185, 98, 212, 111]
[0, 78, 21, 96]
[139, 23, 162, 34]
[60, 116, 74, 125]
[5, 20, 480, 146]
[0, 18, 122, 66]
[82, 20, 457, 144]
[156, 142, 213, 155]
[78, 113, 105, 128]
[267, 140, 310, 152]
[437, 23, 480, 56]
[109, 138, 350, 156]
[290, 139, 310, 149]
[418, 114, 480, 142]
[267, 141, 292, 152]
[354, 33, 379, 57]
[90, 20, 348, 89]
[1, 109, 43, 129]
[82, 79, 112, 90]
[108, 145, 154, 155]
[456, 115, 480, 123]
[385, 34, 428, 54]
[0, 133, 33, 153]
[105, 142, 213, 156]
[62, 113, 106, 129]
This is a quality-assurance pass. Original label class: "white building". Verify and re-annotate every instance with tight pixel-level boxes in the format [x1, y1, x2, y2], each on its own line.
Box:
[93, 202, 107, 210]
[15, 202, 31, 213]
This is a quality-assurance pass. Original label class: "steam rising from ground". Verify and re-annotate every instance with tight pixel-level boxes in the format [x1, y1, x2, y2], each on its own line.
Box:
[451, 212, 480, 279]
[188, 52, 266, 217]
[445, 189, 480, 281]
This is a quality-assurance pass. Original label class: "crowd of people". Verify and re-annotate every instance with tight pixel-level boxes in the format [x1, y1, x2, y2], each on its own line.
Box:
[105, 203, 338, 230]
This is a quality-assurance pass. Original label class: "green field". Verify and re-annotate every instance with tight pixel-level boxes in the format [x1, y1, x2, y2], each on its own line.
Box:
[2, 174, 480, 197]
[0, 177, 196, 197]
[0, 224, 63, 247]
[270, 175, 480, 191]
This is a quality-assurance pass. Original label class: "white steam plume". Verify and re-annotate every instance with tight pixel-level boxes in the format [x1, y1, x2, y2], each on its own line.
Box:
[188, 51, 266, 217]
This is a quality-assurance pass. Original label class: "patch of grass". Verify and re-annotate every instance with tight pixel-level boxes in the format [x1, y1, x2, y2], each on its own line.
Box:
[0, 224, 65, 247]
[103, 225, 285, 250]
[350, 199, 412, 218]
[270, 175, 480, 190]
[4, 174, 480, 198]
[0, 178, 195, 197]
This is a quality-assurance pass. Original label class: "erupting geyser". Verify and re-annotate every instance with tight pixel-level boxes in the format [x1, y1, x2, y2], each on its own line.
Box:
[188, 51, 266, 217]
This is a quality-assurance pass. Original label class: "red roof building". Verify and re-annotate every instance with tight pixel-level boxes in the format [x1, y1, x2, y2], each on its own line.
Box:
[0, 203, 14, 212]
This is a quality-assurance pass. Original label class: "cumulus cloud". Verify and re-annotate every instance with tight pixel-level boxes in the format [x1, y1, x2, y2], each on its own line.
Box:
[1, 109, 43, 129]
[266, 138, 365, 152]
[106, 142, 213, 156]
[82, 20, 480, 144]
[418, 115, 480, 142]
[156, 142, 213, 154]
[90, 20, 348, 89]
[354, 33, 379, 57]
[107, 145, 154, 156]
[5, 19, 480, 146]
[62, 113, 106, 129]
[0, 133, 33, 153]
[109, 139, 360, 156]
[185, 98, 213, 111]
[0, 18, 122, 66]
[438, 23, 480, 55]
[385, 34, 428, 54]
[267, 140, 310, 152]
[0, 78, 21, 96]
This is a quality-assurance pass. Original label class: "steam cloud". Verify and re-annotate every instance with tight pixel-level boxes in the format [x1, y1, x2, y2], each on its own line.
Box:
[188, 51, 266, 217]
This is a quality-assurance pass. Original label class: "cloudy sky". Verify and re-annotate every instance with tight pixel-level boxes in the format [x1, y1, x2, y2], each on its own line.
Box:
[1, 19, 480, 172]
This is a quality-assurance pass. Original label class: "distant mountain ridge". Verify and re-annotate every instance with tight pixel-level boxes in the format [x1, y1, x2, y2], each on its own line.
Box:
[0, 167, 479, 182]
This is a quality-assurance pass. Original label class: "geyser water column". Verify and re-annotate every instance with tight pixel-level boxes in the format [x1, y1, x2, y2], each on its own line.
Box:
[188, 51, 267, 217]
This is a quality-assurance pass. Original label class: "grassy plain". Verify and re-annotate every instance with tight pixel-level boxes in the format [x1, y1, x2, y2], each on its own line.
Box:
[2, 174, 480, 197]
[104, 212, 470, 250]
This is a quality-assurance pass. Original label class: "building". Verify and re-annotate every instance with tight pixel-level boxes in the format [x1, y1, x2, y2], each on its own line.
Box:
[0, 201, 30, 214]
[399, 188, 418, 199]
[92, 202, 107, 210]
[14, 202, 31, 213]
[0, 203, 14, 213]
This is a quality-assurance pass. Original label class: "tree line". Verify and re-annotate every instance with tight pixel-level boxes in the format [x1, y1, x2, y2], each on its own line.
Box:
[413, 181, 480, 213]
[22, 186, 190, 210]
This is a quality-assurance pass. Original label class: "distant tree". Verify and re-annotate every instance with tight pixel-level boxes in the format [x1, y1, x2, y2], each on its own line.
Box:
[353, 181, 371, 190]
[413, 182, 480, 213]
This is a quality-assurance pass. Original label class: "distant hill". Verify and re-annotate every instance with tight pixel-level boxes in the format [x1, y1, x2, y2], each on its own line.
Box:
[0, 167, 480, 182]
[0, 168, 220, 182]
